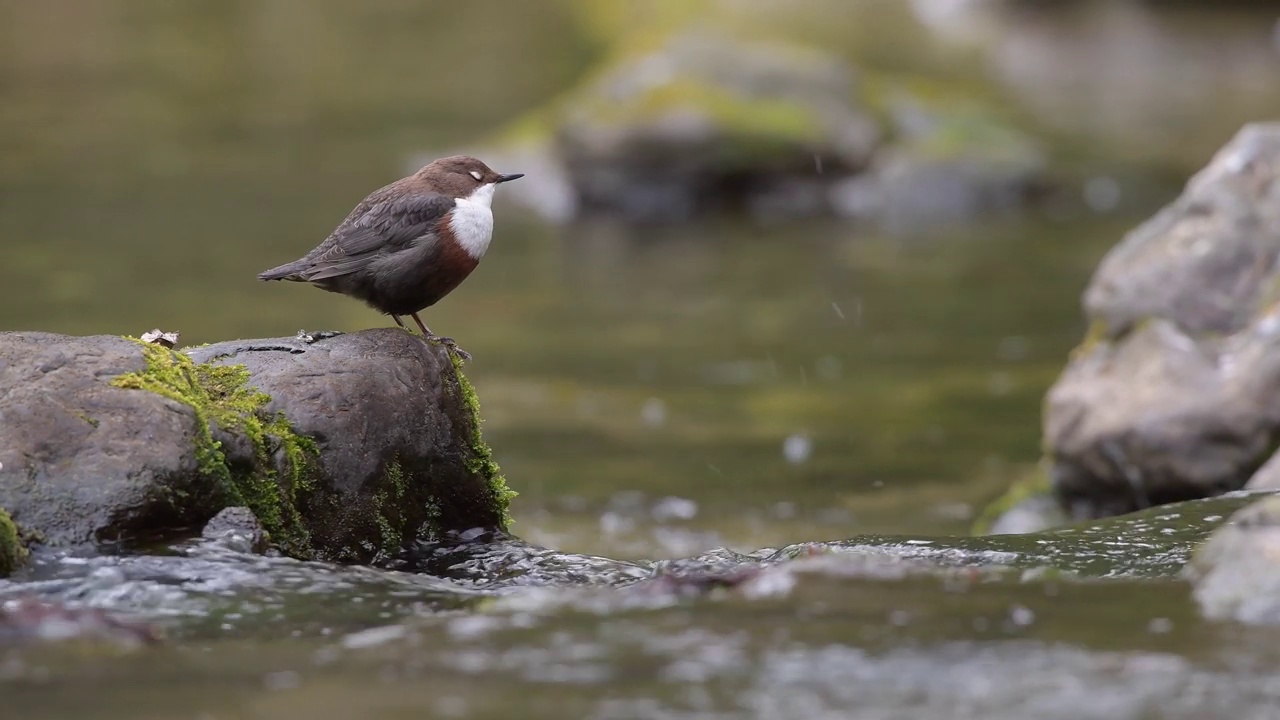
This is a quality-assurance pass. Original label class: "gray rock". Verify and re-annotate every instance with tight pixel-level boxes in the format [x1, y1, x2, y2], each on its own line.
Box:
[201, 506, 268, 554]
[189, 329, 511, 560]
[0, 333, 202, 547]
[830, 94, 1048, 229]
[0, 329, 512, 563]
[552, 30, 881, 222]
[1187, 493, 1280, 624]
[1244, 448, 1280, 491]
[1044, 123, 1280, 519]
[985, 494, 1068, 536]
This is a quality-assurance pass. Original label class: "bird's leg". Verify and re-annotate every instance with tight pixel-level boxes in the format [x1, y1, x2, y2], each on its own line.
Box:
[391, 314, 410, 332]
[411, 312, 470, 361]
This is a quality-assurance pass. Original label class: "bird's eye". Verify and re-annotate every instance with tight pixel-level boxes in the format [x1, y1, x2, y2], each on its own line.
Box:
[469, 170, 483, 181]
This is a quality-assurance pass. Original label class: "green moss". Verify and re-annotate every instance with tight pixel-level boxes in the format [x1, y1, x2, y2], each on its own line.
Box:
[576, 78, 825, 157]
[0, 507, 27, 577]
[421, 495, 443, 538]
[371, 491, 399, 551]
[1070, 319, 1111, 361]
[970, 463, 1055, 535]
[372, 458, 409, 551]
[110, 340, 318, 557]
[450, 352, 517, 529]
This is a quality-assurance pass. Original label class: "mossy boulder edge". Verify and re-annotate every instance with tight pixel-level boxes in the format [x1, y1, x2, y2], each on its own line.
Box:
[0, 329, 513, 563]
[0, 507, 26, 577]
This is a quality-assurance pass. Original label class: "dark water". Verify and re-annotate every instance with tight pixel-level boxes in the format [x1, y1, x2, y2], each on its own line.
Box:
[3, 1, 1280, 718]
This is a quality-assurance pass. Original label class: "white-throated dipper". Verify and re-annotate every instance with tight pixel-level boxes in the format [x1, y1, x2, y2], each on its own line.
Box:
[258, 155, 523, 358]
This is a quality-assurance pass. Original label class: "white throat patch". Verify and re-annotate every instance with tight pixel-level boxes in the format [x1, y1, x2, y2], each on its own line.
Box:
[450, 183, 497, 260]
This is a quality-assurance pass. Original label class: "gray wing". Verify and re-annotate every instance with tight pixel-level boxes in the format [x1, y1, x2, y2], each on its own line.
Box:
[302, 192, 455, 281]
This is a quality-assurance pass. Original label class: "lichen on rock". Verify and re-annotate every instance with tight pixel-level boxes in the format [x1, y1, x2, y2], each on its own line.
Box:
[110, 338, 317, 557]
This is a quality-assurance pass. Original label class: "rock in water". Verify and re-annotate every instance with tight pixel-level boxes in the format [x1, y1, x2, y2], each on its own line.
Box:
[1187, 494, 1280, 625]
[1044, 123, 1280, 520]
[0, 329, 514, 569]
[552, 31, 882, 221]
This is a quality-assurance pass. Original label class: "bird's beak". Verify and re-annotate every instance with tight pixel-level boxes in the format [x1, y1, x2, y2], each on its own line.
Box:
[497, 173, 524, 184]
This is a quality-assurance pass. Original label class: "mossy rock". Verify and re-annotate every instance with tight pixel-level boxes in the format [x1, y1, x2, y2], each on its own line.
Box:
[0, 507, 27, 577]
[547, 30, 881, 218]
[186, 329, 514, 563]
[0, 330, 513, 564]
[972, 463, 1065, 536]
[110, 340, 318, 556]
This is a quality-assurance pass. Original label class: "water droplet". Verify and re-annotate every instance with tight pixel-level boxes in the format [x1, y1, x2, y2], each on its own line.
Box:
[1084, 176, 1121, 212]
[651, 496, 698, 522]
[641, 398, 667, 427]
[263, 670, 302, 691]
[783, 434, 812, 464]
[1009, 605, 1035, 627]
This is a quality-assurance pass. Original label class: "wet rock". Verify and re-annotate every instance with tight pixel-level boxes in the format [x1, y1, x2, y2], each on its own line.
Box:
[0, 330, 513, 563]
[554, 31, 880, 222]
[1044, 123, 1280, 520]
[200, 506, 269, 554]
[972, 469, 1068, 536]
[1186, 493, 1280, 624]
[830, 94, 1048, 228]
[0, 596, 160, 647]
[983, 495, 1067, 536]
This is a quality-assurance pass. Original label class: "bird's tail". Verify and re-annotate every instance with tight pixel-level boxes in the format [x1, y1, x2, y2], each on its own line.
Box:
[258, 260, 309, 281]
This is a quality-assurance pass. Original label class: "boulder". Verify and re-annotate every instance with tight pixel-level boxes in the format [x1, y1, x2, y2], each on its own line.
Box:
[1044, 123, 1280, 520]
[469, 27, 1049, 225]
[829, 93, 1048, 228]
[1187, 493, 1280, 624]
[0, 329, 514, 569]
[550, 30, 881, 222]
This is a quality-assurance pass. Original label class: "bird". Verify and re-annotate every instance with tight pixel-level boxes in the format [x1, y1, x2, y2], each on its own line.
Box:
[258, 155, 523, 360]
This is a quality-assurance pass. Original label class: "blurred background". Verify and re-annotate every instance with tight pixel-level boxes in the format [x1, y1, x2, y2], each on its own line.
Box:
[2, 0, 1278, 560]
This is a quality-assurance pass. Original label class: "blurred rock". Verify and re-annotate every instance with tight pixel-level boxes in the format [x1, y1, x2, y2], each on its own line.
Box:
[984, 495, 1068, 536]
[1044, 123, 1280, 520]
[0, 330, 513, 563]
[0, 596, 160, 648]
[972, 467, 1069, 535]
[477, 29, 1049, 225]
[831, 94, 1048, 228]
[1187, 493, 1280, 624]
[972, 1, 1280, 176]
[554, 31, 879, 222]
[1243, 449, 1280, 491]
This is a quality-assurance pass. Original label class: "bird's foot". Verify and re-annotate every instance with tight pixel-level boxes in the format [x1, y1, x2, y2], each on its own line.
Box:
[425, 335, 471, 362]
[296, 329, 345, 344]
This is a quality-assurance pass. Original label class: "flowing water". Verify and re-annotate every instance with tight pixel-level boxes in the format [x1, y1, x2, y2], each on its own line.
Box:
[3, 1, 1280, 718]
